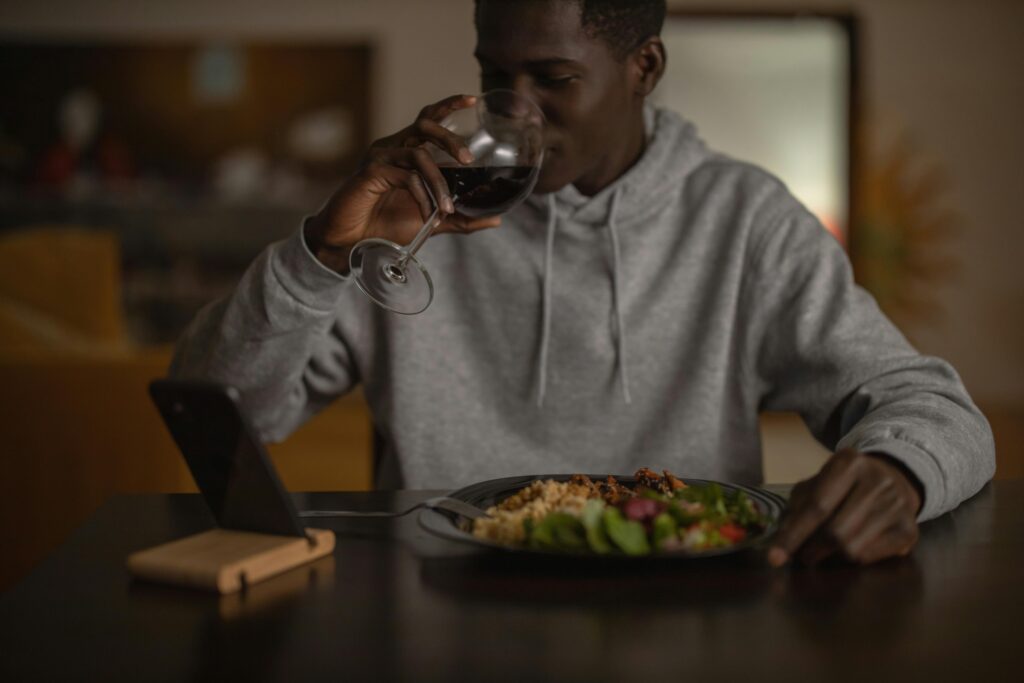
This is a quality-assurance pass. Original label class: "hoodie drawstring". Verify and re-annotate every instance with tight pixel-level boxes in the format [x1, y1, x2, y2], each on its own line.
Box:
[536, 190, 632, 407]
[607, 187, 632, 404]
[536, 194, 559, 407]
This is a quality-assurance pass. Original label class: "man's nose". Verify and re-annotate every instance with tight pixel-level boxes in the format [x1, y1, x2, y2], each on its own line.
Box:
[503, 75, 537, 103]
[507, 78, 546, 124]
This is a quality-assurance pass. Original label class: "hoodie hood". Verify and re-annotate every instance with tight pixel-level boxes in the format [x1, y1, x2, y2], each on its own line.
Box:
[525, 106, 711, 227]
[526, 107, 712, 407]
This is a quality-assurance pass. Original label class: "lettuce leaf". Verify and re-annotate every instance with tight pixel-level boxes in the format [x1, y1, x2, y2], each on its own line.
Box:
[580, 499, 613, 554]
[527, 512, 587, 551]
[602, 507, 650, 556]
[651, 512, 678, 551]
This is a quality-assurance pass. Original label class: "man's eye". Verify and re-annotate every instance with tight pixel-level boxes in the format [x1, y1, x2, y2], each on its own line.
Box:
[536, 74, 576, 87]
[480, 72, 507, 87]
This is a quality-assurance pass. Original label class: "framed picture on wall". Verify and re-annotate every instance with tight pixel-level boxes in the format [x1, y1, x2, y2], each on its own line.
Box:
[654, 10, 858, 245]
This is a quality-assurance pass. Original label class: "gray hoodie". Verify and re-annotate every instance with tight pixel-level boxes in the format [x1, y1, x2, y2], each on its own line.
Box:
[171, 108, 994, 520]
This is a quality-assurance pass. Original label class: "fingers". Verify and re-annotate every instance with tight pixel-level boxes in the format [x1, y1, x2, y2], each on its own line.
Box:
[797, 532, 839, 566]
[418, 93, 477, 123]
[827, 478, 898, 560]
[825, 472, 891, 546]
[854, 519, 919, 564]
[796, 482, 892, 566]
[361, 94, 479, 218]
[368, 147, 454, 215]
[361, 160, 433, 221]
[360, 147, 509, 233]
[830, 475, 918, 564]
[809, 517, 918, 566]
[769, 450, 922, 568]
[383, 94, 478, 159]
[410, 118, 475, 164]
[439, 214, 502, 235]
[410, 147, 454, 215]
[768, 450, 860, 567]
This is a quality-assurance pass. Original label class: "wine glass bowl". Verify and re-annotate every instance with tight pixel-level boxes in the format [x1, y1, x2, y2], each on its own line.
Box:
[349, 90, 544, 314]
[436, 89, 544, 218]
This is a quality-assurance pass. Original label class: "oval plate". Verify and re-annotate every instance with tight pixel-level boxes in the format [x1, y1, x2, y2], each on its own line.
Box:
[418, 474, 787, 559]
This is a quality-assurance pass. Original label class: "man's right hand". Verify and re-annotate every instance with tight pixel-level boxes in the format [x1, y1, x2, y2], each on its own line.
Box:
[303, 94, 503, 274]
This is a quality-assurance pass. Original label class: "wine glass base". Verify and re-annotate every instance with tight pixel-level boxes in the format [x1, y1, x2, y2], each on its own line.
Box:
[349, 238, 434, 315]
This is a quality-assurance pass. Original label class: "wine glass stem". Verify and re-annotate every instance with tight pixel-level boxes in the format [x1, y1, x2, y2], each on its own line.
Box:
[396, 195, 457, 268]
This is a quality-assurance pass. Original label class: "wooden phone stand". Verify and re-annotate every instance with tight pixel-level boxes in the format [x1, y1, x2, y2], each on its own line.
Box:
[127, 527, 335, 594]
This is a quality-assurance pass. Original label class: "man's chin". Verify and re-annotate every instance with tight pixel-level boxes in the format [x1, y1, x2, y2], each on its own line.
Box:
[532, 167, 574, 195]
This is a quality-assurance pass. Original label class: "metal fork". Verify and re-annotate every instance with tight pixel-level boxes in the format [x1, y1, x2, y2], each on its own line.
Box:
[298, 496, 488, 520]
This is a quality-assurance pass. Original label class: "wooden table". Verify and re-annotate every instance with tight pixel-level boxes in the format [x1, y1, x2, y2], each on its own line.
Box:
[2, 482, 1021, 682]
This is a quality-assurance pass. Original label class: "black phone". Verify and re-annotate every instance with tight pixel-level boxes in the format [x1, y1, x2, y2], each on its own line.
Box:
[149, 379, 306, 538]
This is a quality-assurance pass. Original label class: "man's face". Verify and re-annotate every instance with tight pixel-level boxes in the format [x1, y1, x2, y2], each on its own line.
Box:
[474, 0, 639, 195]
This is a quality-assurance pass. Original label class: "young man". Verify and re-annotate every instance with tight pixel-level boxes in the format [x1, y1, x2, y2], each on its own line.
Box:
[171, 0, 994, 566]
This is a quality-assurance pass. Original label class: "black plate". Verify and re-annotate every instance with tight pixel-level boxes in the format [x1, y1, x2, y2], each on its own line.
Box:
[419, 474, 787, 559]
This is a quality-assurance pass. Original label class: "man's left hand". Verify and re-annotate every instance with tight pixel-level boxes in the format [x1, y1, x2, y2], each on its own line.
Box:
[768, 449, 923, 567]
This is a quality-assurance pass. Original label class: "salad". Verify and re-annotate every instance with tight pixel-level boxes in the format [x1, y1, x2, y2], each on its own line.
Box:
[471, 468, 770, 556]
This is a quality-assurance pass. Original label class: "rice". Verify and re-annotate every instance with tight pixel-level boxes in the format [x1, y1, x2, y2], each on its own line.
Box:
[471, 479, 597, 545]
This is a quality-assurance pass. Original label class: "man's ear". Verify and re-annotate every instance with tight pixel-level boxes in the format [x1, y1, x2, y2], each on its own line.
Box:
[630, 36, 666, 97]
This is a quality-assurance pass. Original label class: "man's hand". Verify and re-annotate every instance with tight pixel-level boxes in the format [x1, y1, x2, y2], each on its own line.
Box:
[768, 449, 923, 567]
[304, 94, 503, 273]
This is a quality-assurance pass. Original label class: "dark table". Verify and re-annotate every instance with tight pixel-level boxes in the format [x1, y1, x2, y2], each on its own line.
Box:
[2, 482, 1021, 682]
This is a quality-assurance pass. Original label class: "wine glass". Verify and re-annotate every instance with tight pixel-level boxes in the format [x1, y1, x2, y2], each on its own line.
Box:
[349, 89, 545, 314]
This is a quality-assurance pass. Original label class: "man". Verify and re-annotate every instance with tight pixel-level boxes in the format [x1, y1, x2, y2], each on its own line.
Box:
[171, 0, 994, 566]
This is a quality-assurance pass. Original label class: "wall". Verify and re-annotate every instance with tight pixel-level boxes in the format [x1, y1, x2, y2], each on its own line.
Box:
[3, 0, 1019, 406]
[845, 0, 1024, 407]
[674, 0, 1024, 408]
[0, 0, 480, 138]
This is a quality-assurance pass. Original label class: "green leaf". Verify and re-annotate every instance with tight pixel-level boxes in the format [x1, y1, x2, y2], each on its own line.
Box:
[603, 507, 651, 556]
[704, 526, 728, 548]
[580, 499, 613, 554]
[728, 491, 762, 526]
[666, 500, 698, 527]
[651, 512, 678, 550]
[554, 519, 587, 550]
[675, 483, 731, 522]
[527, 512, 586, 552]
[527, 516, 555, 549]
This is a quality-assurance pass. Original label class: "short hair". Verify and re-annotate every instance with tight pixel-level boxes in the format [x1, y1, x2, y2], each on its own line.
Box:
[474, 0, 667, 60]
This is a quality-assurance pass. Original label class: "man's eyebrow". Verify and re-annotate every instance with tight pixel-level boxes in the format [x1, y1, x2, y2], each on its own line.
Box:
[524, 58, 579, 67]
[474, 53, 580, 68]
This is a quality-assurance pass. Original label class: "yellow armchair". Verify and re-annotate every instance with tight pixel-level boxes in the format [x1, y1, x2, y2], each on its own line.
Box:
[0, 227, 372, 590]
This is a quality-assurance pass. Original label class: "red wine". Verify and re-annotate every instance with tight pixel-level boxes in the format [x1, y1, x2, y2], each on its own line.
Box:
[439, 166, 537, 218]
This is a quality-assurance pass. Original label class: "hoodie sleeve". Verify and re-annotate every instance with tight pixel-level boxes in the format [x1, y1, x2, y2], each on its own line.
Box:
[744, 200, 995, 521]
[170, 226, 361, 442]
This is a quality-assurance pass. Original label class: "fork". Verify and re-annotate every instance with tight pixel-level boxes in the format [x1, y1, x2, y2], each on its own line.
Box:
[298, 496, 488, 520]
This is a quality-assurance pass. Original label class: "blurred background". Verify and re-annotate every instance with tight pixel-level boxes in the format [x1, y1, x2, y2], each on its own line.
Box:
[1, 0, 1021, 588]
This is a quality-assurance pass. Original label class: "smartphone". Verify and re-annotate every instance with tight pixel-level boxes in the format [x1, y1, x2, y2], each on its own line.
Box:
[149, 379, 306, 538]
